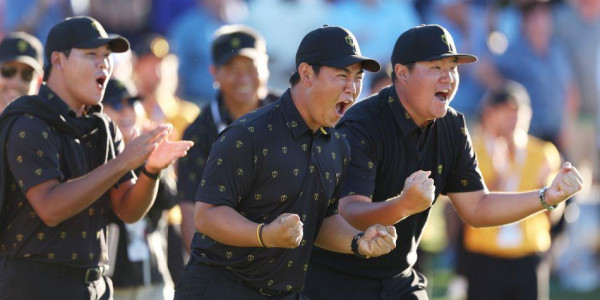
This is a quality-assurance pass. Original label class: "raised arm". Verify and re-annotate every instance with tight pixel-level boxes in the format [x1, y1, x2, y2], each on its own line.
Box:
[449, 162, 583, 227]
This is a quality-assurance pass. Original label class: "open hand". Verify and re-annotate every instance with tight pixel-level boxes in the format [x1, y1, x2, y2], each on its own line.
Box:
[145, 125, 194, 173]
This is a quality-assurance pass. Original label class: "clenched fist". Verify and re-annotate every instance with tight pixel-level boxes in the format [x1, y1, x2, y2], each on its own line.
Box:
[357, 224, 397, 258]
[397, 170, 435, 216]
[262, 213, 304, 248]
[546, 162, 583, 206]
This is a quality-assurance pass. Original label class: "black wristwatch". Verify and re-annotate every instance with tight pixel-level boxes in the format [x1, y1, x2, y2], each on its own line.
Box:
[351, 232, 368, 259]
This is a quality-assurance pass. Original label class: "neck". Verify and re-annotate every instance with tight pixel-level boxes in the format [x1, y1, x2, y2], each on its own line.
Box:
[46, 76, 86, 116]
[290, 86, 319, 133]
[395, 85, 429, 128]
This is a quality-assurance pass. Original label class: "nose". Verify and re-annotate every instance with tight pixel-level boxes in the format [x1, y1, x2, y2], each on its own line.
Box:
[344, 77, 358, 95]
[440, 69, 454, 84]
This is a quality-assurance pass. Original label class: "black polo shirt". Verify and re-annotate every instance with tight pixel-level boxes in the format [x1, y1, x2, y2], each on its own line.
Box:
[0, 85, 132, 268]
[178, 92, 276, 202]
[190, 89, 350, 294]
[310, 86, 484, 279]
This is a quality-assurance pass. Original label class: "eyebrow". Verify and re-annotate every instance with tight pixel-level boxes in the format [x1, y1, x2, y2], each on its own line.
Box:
[339, 67, 364, 75]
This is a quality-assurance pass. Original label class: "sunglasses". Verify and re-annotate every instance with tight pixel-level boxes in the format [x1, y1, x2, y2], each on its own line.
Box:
[0, 65, 35, 82]
[107, 97, 142, 111]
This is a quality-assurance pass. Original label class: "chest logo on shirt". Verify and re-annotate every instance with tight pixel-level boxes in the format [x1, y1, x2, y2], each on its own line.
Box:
[262, 149, 269, 156]
[35, 168, 42, 176]
[301, 144, 308, 151]
[226, 252, 233, 259]
[438, 165, 443, 174]
[281, 195, 288, 202]
[247, 254, 255, 262]
[236, 141, 243, 148]
[217, 158, 223, 165]
[282, 146, 288, 154]
[313, 193, 319, 200]
[293, 169, 300, 176]
[219, 185, 226, 192]
[255, 193, 262, 200]
[272, 171, 278, 178]
[237, 168, 244, 176]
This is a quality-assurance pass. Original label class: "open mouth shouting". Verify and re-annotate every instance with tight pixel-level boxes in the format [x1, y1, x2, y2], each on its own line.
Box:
[435, 89, 450, 103]
[96, 75, 107, 89]
[336, 100, 352, 117]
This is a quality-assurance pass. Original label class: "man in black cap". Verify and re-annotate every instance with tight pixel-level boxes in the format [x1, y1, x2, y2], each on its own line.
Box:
[175, 25, 397, 299]
[178, 24, 279, 254]
[0, 32, 43, 113]
[304, 24, 583, 299]
[0, 16, 193, 299]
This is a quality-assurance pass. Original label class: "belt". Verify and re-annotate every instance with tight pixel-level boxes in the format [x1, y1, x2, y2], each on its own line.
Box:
[2, 257, 107, 284]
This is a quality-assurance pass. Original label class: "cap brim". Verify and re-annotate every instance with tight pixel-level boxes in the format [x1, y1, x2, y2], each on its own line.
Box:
[74, 34, 130, 53]
[214, 48, 267, 66]
[320, 55, 381, 72]
[421, 53, 478, 64]
[0, 55, 43, 74]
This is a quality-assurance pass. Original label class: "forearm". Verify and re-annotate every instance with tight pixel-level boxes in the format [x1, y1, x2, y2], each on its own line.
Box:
[457, 191, 545, 227]
[180, 201, 196, 253]
[26, 157, 132, 226]
[339, 195, 412, 231]
[194, 203, 263, 247]
[113, 172, 159, 223]
[314, 214, 359, 254]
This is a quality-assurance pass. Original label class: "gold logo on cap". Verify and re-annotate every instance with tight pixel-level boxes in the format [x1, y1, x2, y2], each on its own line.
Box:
[17, 41, 28, 53]
[345, 35, 354, 47]
[231, 37, 241, 49]
[441, 34, 454, 52]
[91, 20, 108, 37]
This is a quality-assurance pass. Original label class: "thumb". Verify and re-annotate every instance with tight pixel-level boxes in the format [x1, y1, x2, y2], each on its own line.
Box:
[281, 214, 300, 226]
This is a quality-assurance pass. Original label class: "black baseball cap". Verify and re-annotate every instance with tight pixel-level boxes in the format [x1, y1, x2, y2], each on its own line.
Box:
[45, 16, 129, 63]
[0, 32, 43, 74]
[102, 78, 141, 110]
[211, 24, 267, 66]
[295, 25, 380, 72]
[391, 24, 477, 65]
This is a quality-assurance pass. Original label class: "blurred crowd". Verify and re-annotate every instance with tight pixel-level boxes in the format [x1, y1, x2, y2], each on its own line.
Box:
[1, 0, 599, 299]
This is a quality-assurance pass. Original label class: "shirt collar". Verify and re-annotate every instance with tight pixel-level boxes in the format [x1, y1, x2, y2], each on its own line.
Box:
[39, 84, 102, 118]
[387, 86, 421, 137]
[280, 89, 329, 139]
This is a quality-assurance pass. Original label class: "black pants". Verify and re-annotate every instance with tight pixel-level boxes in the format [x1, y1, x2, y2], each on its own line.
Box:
[303, 262, 429, 300]
[0, 257, 112, 300]
[175, 262, 306, 300]
[465, 252, 547, 300]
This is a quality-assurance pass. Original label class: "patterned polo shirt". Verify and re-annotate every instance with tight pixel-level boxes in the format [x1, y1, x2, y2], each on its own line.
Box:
[178, 92, 276, 202]
[190, 89, 350, 294]
[310, 86, 485, 280]
[0, 85, 132, 268]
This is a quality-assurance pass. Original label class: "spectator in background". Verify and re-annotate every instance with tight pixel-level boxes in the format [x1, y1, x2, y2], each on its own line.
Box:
[491, 0, 578, 152]
[103, 78, 176, 300]
[132, 34, 200, 140]
[0, 32, 43, 113]
[3, 0, 72, 44]
[245, 0, 329, 91]
[131, 33, 200, 283]
[177, 24, 277, 254]
[168, 0, 248, 105]
[555, 0, 600, 184]
[462, 81, 563, 300]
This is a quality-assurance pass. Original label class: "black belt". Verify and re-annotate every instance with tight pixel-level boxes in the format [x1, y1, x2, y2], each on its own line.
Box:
[2, 257, 107, 284]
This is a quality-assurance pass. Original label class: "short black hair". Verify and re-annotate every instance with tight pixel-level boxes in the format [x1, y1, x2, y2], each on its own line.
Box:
[289, 63, 323, 86]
